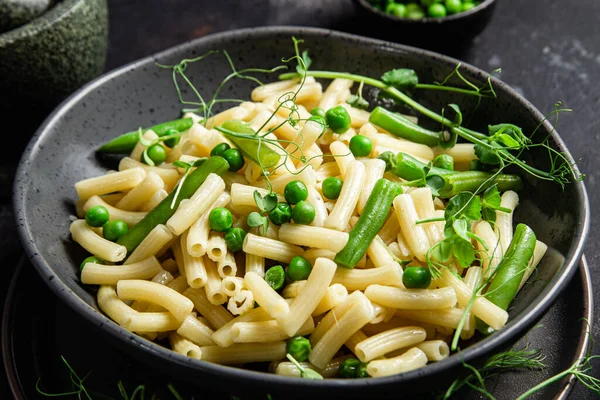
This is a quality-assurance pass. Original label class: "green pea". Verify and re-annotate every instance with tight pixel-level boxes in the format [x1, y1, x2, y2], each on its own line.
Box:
[209, 207, 233, 232]
[309, 107, 326, 118]
[428, 3, 447, 17]
[80, 255, 104, 272]
[265, 265, 285, 291]
[85, 205, 109, 227]
[386, 3, 407, 17]
[421, 0, 442, 6]
[145, 144, 166, 165]
[357, 363, 370, 378]
[222, 148, 245, 172]
[325, 105, 351, 134]
[102, 220, 129, 242]
[284, 180, 309, 205]
[349, 135, 372, 157]
[269, 202, 292, 226]
[210, 142, 231, 157]
[308, 115, 327, 134]
[445, 0, 462, 14]
[433, 154, 455, 171]
[461, 1, 477, 11]
[402, 266, 432, 289]
[286, 256, 312, 281]
[406, 3, 425, 19]
[224, 227, 246, 252]
[339, 358, 362, 378]
[322, 177, 343, 200]
[287, 336, 311, 362]
[291, 200, 315, 225]
[163, 128, 181, 148]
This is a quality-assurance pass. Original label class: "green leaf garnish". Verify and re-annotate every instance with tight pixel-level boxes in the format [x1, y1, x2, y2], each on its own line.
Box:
[247, 211, 269, 236]
[381, 68, 419, 89]
[448, 103, 463, 126]
[445, 193, 482, 225]
[141, 148, 155, 166]
[137, 127, 155, 146]
[172, 161, 191, 169]
[285, 353, 323, 380]
[481, 185, 511, 224]
[347, 94, 369, 110]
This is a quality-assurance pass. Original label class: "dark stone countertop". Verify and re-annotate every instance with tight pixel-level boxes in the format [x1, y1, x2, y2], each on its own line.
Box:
[1, 0, 598, 398]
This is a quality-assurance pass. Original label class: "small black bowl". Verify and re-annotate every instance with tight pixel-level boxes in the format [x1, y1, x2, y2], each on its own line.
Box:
[13, 26, 588, 400]
[351, 0, 497, 52]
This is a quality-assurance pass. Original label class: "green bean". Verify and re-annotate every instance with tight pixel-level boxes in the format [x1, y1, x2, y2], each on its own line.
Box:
[334, 179, 402, 268]
[432, 154, 455, 171]
[98, 118, 194, 154]
[380, 151, 452, 181]
[369, 107, 441, 146]
[485, 224, 536, 310]
[216, 120, 280, 168]
[117, 156, 229, 253]
[436, 171, 522, 198]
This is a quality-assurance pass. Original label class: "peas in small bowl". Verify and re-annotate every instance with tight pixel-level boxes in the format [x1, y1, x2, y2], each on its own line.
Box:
[352, 0, 497, 52]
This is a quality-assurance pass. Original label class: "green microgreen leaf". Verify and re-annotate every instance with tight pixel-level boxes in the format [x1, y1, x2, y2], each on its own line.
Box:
[448, 104, 463, 126]
[498, 133, 521, 148]
[172, 161, 191, 169]
[263, 193, 278, 213]
[452, 238, 476, 267]
[253, 190, 265, 212]
[138, 127, 155, 146]
[299, 50, 312, 72]
[347, 94, 369, 109]
[285, 354, 324, 380]
[425, 174, 445, 197]
[293, 37, 311, 74]
[142, 148, 155, 166]
[452, 219, 470, 242]
[474, 142, 502, 165]
[481, 185, 512, 224]
[445, 193, 482, 225]
[247, 211, 269, 236]
[381, 68, 419, 89]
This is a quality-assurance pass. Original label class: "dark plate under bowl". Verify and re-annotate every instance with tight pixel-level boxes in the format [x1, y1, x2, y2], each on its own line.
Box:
[351, 0, 497, 52]
[13, 27, 589, 399]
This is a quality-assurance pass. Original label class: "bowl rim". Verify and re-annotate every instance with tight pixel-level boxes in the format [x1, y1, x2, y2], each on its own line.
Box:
[353, 0, 496, 23]
[13, 25, 590, 390]
[0, 0, 87, 43]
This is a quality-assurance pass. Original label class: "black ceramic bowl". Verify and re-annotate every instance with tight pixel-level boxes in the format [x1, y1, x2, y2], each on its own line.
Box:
[13, 27, 589, 399]
[352, 0, 497, 52]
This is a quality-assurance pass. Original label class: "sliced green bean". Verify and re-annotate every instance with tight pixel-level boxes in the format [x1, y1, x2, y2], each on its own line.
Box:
[437, 171, 522, 198]
[216, 120, 280, 168]
[395, 152, 453, 180]
[369, 107, 441, 146]
[117, 156, 229, 253]
[98, 117, 194, 154]
[485, 224, 537, 310]
[334, 179, 402, 269]
[433, 154, 455, 171]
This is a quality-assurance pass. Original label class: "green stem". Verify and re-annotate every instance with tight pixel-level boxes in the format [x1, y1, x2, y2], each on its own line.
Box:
[280, 70, 455, 127]
[415, 217, 446, 225]
[280, 70, 557, 182]
[414, 83, 491, 97]
[515, 370, 571, 400]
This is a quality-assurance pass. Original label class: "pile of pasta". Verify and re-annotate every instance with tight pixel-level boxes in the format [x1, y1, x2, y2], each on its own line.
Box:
[70, 76, 548, 379]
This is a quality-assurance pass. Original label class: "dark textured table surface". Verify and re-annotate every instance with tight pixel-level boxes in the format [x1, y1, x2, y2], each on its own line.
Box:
[1, 0, 599, 398]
